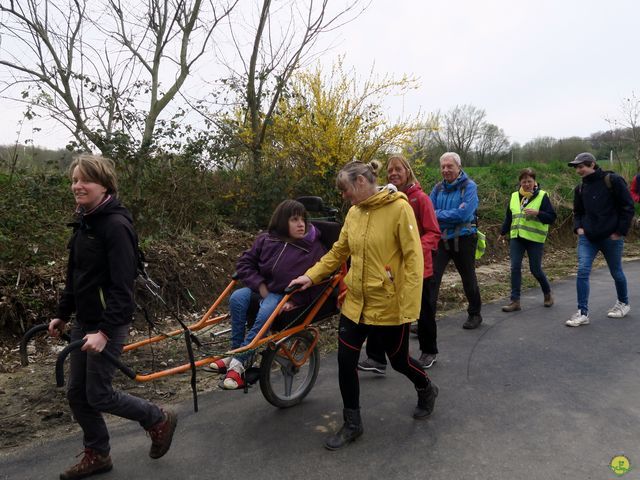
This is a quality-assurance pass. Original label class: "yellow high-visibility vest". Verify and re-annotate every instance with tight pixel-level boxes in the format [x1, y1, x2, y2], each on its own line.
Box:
[509, 190, 549, 243]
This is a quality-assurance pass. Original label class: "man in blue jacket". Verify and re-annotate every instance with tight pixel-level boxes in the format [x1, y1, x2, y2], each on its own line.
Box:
[566, 152, 635, 327]
[429, 152, 482, 330]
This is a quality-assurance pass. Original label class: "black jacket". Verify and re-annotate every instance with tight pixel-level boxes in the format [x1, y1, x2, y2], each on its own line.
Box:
[500, 186, 557, 236]
[573, 168, 635, 241]
[56, 196, 138, 337]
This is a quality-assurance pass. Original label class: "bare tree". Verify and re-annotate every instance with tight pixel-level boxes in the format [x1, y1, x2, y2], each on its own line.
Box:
[606, 92, 640, 169]
[218, 0, 368, 168]
[475, 123, 509, 165]
[432, 104, 486, 162]
[0, 0, 237, 176]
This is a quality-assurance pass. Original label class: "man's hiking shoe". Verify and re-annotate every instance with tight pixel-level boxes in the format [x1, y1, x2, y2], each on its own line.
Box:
[59, 448, 112, 480]
[501, 301, 521, 312]
[357, 358, 386, 375]
[565, 311, 590, 327]
[607, 300, 630, 318]
[543, 293, 554, 307]
[147, 408, 177, 459]
[462, 314, 482, 329]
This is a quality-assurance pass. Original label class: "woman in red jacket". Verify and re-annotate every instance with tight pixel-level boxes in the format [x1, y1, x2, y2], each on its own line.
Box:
[358, 155, 441, 371]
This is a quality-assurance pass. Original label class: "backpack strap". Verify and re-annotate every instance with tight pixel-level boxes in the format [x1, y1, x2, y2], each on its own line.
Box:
[577, 173, 612, 195]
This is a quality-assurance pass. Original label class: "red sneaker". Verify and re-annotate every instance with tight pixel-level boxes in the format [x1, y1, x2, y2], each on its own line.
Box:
[222, 369, 245, 390]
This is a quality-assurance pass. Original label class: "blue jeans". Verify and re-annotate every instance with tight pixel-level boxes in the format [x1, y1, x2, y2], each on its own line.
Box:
[509, 238, 551, 301]
[576, 235, 627, 315]
[229, 287, 283, 363]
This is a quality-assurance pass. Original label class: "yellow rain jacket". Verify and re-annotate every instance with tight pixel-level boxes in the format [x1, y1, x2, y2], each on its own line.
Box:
[305, 187, 423, 325]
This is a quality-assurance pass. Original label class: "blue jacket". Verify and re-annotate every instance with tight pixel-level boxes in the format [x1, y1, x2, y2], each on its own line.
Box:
[429, 171, 479, 240]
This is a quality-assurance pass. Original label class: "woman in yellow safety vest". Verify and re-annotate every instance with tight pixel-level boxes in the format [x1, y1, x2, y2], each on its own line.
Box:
[499, 168, 557, 312]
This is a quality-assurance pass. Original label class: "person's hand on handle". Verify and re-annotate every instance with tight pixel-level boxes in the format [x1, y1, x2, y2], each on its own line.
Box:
[82, 332, 108, 353]
[282, 301, 296, 312]
[48, 318, 66, 338]
[288, 275, 312, 291]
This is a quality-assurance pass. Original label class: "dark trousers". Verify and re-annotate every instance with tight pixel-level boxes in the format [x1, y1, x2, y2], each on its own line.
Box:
[429, 235, 482, 319]
[68, 324, 163, 454]
[338, 315, 428, 410]
[509, 237, 551, 301]
[365, 277, 438, 364]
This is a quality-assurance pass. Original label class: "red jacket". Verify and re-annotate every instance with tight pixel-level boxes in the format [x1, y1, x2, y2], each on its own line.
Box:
[630, 174, 640, 203]
[404, 182, 441, 278]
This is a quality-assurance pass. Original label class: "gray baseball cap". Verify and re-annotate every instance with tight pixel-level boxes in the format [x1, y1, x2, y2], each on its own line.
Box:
[568, 152, 596, 166]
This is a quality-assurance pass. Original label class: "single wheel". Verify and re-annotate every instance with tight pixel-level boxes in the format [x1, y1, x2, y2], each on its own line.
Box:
[259, 330, 320, 408]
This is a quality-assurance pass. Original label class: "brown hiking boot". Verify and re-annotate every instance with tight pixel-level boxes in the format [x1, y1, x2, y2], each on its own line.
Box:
[501, 301, 521, 312]
[60, 448, 112, 480]
[544, 293, 554, 307]
[147, 408, 178, 459]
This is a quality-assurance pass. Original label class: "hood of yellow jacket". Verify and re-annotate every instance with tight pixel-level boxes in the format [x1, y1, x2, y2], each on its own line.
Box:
[357, 186, 408, 210]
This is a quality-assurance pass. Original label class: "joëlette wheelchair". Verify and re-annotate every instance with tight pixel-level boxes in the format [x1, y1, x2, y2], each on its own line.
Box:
[20, 196, 344, 411]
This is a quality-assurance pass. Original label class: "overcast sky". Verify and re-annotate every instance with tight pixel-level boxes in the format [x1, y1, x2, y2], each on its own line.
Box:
[1, 0, 638, 148]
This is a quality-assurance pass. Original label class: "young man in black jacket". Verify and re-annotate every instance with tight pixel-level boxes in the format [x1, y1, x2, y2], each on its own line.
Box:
[565, 152, 635, 327]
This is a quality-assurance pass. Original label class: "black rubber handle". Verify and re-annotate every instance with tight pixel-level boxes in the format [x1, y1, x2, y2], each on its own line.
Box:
[284, 283, 302, 294]
[55, 339, 137, 387]
[20, 324, 70, 366]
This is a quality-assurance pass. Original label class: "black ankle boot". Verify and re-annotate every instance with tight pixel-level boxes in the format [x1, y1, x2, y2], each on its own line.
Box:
[413, 382, 439, 419]
[324, 408, 364, 450]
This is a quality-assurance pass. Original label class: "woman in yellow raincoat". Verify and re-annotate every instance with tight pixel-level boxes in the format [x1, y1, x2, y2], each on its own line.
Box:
[289, 160, 439, 450]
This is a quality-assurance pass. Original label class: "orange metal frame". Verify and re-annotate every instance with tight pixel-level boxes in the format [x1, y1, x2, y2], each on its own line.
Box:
[121, 272, 343, 382]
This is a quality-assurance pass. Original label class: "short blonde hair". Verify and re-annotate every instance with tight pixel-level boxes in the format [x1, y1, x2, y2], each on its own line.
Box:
[68, 154, 118, 194]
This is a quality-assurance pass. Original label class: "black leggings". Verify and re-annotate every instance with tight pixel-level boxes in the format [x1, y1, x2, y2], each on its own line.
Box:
[366, 277, 438, 363]
[338, 315, 428, 409]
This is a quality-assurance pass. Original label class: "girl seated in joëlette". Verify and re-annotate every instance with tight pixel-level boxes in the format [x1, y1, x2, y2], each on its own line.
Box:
[207, 199, 327, 389]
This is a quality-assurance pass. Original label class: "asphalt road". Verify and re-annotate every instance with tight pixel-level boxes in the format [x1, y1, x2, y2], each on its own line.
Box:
[2, 261, 640, 480]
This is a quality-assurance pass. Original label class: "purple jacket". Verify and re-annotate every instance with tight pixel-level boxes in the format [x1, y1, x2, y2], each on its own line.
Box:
[236, 224, 327, 305]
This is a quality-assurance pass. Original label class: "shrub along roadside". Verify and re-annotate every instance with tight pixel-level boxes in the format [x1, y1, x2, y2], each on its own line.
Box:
[2, 159, 639, 334]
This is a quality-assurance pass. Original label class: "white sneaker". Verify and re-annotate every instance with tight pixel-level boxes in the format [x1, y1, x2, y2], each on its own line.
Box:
[565, 310, 590, 327]
[607, 300, 630, 318]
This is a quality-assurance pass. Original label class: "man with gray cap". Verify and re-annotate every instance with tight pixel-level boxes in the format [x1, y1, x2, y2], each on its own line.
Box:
[565, 152, 635, 327]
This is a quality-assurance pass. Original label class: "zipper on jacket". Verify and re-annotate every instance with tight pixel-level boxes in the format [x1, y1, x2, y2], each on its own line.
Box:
[98, 287, 106, 310]
[272, 243, 288, 272]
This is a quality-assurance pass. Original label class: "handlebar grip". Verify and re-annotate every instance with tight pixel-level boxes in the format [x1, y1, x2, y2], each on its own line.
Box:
[56, 340, 85, 387]
[20, 324, 70, 366]
[284, 283, 302, 294]
[55, 339, 137, 387]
